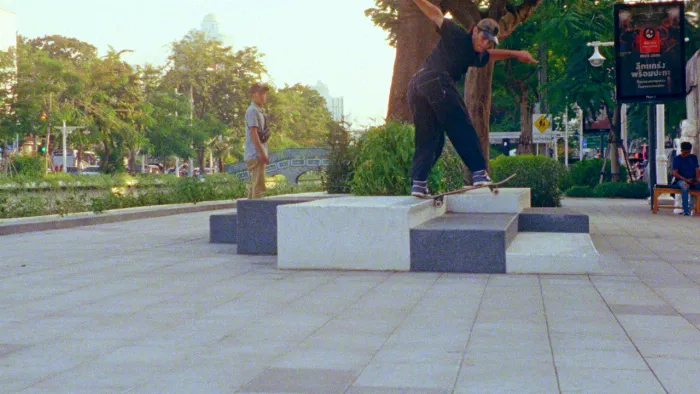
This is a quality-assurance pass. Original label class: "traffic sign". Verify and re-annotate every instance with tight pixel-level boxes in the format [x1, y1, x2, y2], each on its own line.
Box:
[533, 114, 552, 134]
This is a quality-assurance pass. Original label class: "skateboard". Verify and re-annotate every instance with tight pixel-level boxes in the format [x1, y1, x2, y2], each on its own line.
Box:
[420, 173, 517, 208]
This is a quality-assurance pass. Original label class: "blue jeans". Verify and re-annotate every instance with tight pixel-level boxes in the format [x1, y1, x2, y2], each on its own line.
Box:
[672, 180, 700, 214]
[407, 69, 486, 182]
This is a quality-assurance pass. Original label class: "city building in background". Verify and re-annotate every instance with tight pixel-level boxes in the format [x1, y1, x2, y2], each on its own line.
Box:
[0, 0, 16, 53]
[314, 81, 344, 122]
[200, 13, 234, 47]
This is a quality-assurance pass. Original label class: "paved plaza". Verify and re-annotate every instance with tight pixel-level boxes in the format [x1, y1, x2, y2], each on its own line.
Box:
[1, 198, 699, 393]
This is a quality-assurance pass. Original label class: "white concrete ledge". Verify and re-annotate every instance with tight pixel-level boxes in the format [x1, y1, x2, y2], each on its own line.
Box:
[277, 196, 445, 271]
[446, 188, 531, 214]
[506, 232, 603, 274]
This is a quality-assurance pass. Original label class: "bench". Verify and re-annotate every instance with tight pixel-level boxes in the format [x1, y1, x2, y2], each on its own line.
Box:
[652, 185, 700, 214]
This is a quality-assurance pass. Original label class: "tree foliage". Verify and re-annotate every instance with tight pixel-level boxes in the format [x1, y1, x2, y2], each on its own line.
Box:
[1, 30, 333, 175]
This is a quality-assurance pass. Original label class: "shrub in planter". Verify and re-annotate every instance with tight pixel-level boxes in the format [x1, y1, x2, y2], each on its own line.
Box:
[489, 155, 565, 207]
[593, 181, 650, 199]
[565, 186, 596, 198]
[11, 154, 44, 177]
[349, 122, 464, 196]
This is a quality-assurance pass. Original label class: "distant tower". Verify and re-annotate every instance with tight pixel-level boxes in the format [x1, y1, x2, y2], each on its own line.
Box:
[200, 13, 234, 48]
[201, 13, 221, 40]
[314, 81, 344, 122]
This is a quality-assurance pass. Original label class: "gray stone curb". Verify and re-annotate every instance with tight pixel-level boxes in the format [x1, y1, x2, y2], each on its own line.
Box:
[0, 200, 238, 236]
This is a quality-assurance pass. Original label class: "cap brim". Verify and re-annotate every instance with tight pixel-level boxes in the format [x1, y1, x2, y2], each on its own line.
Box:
[478, 28, 499, 45]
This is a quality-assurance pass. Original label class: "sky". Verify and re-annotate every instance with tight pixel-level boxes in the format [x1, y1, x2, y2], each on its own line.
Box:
[9, 0, 397, 128]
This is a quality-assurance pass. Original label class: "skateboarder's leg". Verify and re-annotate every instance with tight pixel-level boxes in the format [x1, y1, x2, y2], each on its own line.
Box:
[437, 88, 487, 173]
[408, 75, 443, 185]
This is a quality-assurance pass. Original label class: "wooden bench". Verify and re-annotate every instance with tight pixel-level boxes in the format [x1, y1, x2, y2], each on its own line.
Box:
[652, 185, 700, 214]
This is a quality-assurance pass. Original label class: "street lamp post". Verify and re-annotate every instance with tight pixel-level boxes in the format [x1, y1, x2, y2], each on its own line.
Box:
[53, 121, 85, 173]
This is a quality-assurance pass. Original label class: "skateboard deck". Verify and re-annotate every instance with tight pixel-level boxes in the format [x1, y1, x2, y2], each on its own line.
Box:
[420, 173, 517, 207]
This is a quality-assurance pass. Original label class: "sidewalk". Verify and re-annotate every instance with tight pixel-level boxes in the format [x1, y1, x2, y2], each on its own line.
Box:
[1, 198, 699, 393]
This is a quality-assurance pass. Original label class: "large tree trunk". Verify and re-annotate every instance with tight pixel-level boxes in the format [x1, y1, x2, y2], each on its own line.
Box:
[386, 0, 439, 122]
[516, 91, 533, 154]
[465, 64, 495, 164]
[610, 104, 621, 182]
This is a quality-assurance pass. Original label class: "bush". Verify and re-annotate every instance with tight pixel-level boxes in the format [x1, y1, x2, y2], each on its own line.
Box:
[565, 186, 596, 198]
[593, 181, 650, 199]
[349, 122, 464, 196]
[323, 121, 355, 194]
[568, 158, 628, 188]
[10, 154, 44, 177]
[490, 155, 565, 207]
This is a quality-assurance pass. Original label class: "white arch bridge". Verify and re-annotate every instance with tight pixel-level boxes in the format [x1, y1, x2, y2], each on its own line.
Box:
[225, 148, 330, 184]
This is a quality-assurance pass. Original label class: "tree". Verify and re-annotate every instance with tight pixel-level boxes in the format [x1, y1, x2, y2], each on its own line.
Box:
[163, 31, 267, 172]
[266, 84, 335, 150]
[368, 0, 544, 162]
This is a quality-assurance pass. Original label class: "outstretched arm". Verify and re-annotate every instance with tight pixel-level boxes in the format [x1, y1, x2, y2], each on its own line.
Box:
[488, 49, 537, 63]
[413, 0, 444, 28]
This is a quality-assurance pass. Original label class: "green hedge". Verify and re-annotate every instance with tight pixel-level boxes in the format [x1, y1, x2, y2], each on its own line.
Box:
[490, 155, 565, 207]
[593, 182, 650, 199]
[0, 174, 322, 219]
[565, 186, 597, 198]
[349, 122, 464, 196]
[565, 182, 650, 199]
[568, 158, 628, 188]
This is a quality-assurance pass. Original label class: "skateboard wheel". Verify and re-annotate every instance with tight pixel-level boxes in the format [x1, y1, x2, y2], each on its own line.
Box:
[493, 189, 500, 196]
[434, 200, 443, 208]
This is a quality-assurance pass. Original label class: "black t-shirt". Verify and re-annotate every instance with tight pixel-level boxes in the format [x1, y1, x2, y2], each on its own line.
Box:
[421, 19, 491, 81]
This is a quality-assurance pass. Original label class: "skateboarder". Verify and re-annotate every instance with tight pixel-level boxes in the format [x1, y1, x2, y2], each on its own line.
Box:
[408, 0, 537, 197]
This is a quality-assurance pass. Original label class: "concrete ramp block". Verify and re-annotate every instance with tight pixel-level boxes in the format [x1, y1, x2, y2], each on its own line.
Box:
[277, 196, 445, 271]
[506, 232, 603, 274]
[446, 188, 530, 214]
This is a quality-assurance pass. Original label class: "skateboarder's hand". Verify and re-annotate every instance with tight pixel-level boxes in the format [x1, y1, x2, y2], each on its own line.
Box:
[261, 154, 270, 165]
[517, 51, 538, 64]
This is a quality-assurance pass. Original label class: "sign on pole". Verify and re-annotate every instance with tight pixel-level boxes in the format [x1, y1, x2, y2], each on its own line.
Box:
[533, 114, 552, 134]
[614, 2, 686, 103]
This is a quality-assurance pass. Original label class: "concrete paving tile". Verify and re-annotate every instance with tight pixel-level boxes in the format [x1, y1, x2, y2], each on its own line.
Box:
[132, 362, 268, 393]
[25, 362, 153, 391]
[454, 359, 558, 394]
[654, 287, 700, 314]
[616, 315, 700, 341]
[557, 367, 664, 393]
[553, 348, 648, 370]
[646, 358, 700, 394]
[683, 312, 700, 327]
[633, 339, 700, 360]
[347, 387, 449, 394]
[549, 332, 637, 352]
[298, 331, 389, 352]
[240, 367, 357, 393]
[270, 348, 375, 370]
[371, 347, 464, 365]
[318, 317, 404, 336]
[353, 362, 460, 390]
[609, 303, 680, 316]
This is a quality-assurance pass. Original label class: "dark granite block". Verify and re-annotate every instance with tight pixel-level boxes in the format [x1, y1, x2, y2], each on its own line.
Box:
[209, 213, 238, 244]
[237, 197, 318, 255]
[518, 207, 589, 233]
[410, 214, 518, 273]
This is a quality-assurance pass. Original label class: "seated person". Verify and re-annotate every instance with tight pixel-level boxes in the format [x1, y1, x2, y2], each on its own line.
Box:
[672, 141, 700, 216]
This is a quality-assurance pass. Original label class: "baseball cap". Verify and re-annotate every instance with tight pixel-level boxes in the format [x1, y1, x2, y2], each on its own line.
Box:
[476, 19, 500, 45]
[249, 82, 269, 95]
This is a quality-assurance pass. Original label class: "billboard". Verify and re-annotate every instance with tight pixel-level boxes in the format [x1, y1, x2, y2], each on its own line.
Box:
[614, 2, 686, 103]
